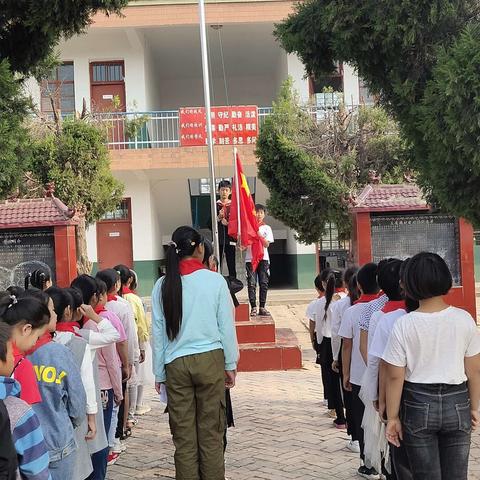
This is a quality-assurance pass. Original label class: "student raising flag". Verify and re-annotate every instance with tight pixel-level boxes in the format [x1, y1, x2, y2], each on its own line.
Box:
[228, 152, 264, 272]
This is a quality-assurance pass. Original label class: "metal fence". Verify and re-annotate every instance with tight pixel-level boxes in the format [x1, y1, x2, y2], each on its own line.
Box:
[95, 102, 362, 150]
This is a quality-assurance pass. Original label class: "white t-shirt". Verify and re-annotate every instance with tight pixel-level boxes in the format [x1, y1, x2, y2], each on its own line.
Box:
[306, 298, 320, 322]
[314, 292, 347, 341]
[361, 308, 406, 401]
[338, 302, 368, 386]
[246, 224, 274, 262]
[383, 306, 480, 384]
[331, 296, 352, 361]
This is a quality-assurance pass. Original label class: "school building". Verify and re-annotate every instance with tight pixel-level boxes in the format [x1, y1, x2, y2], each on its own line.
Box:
[25, 0, 373, 296]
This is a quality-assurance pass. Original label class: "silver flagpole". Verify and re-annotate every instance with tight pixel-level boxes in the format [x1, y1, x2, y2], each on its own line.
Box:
[198, 0, 220, 260]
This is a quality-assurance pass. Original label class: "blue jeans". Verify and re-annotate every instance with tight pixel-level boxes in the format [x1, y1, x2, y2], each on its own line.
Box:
[88, 389, 113, 480]
[400, 381, 471, 480]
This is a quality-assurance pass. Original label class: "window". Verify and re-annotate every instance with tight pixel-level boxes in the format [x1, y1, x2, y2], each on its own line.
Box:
[310, 63, 344, 94]
[91, 62, 124, 83]
[359, 78, 376, 105]
[101, 199, 130, 221]
[40, 63, 75, 115]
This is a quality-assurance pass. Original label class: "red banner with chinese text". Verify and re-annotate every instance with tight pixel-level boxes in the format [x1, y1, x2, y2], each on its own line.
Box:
[179, 105, 258, 147]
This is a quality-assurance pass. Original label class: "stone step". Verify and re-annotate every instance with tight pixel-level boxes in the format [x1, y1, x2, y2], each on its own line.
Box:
[235, 317, 276, 344]
[237, 328, 302, 372]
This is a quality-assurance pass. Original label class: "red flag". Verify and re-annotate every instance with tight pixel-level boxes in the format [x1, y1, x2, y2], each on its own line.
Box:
[228, 153, 264, 271]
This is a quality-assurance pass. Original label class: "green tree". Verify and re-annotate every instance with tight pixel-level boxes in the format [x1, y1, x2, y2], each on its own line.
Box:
[256, 79, 410, 244]
[275, 0, 480, 225]
[30, 118, 124, 273]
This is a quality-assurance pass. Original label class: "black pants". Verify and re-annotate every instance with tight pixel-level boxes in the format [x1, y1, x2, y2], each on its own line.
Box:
[116, 381, 128, 439]
[246, 260, 269, 308]
[338, 339, 354, 436]
[220, 242, 236, 278]
[351, 383, 365, 461]
[319, 338, 345, 421]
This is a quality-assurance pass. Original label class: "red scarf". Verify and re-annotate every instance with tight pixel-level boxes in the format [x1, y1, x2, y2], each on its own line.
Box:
[94, 305, 106, 314]
[354, 293, 380, 305]
[107, 294, 117, 302]
[179, 258, 207, 276]
[26, 332, 52, 355]
[56, 322, 82, 337]
[382, 300, 406, 313]
[122, 286, 135, 295]
[335, 287, 345, 293]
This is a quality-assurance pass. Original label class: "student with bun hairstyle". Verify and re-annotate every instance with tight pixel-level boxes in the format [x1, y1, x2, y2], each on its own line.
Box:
[24, 268, 52, 291]
[152, 226, 238, 479]
[384, 253, 480, 480]
[0, 293, 49, 405]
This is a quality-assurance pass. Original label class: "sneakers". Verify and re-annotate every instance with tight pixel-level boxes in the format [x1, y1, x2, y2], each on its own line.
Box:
[327, 409, 337, 419]
[322, 399, 329, 407]
[135, 405, 151, 416]
[357, 465, 380, 479]
[333, 418, 347, 429]
[107, 452, 120, 466]
[346, 440, 360, 453]
[258, 307, 271, 316]
[112, 438, 127, 454]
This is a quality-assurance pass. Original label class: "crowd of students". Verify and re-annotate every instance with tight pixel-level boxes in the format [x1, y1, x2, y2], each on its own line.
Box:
[0, 264, 153, 480]
[308, 252, 480, 480]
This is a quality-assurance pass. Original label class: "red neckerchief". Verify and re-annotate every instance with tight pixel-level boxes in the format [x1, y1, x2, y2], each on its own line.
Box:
[382, 300, 406, 313]
[179, 258, 207, 276]
[94, 305, 106, 314]
[107, 294, 117, 302]
[122, 286, 135, 295]
[335, 288, 345, 293]
[354, 293, 380, 305]
[56, 321, 82, 337]
[26, 332, 52, 355]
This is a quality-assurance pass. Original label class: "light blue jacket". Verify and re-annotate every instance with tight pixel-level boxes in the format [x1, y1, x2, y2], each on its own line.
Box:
[152, 269, 239, 382]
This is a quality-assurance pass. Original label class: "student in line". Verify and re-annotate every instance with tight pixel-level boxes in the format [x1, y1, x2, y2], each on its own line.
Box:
[0, 300, 52, 480]
[152, 226, 239, 479]
[25, 268, 52, 291]
[216, 179, 237, 278]
[25, 289, 86, 480]
[384, 252, 480, 480]
[339, 263, 380, 479]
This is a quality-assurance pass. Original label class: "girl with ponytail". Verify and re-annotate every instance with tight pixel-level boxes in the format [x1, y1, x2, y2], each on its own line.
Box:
[24, 267, 52, 291]
[152, 226, 239, 479]
[314, 269, 347, 428]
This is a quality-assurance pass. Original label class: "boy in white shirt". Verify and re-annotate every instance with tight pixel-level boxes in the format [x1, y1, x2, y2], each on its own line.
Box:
[246, 204, 274, 317]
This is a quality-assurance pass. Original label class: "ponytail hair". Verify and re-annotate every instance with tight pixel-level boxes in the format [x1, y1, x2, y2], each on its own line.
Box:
[114, 264, 133, 287]
[96, 269, 119, 293]
[70, 275, 98, 305]
[162, 226, 204, 341]
[348, 273, 360, 305]
[0, 292, 50, 329]
[25, 267, 51, 291]
[46, 287, 73, 321]
[324, 269, 343, 320]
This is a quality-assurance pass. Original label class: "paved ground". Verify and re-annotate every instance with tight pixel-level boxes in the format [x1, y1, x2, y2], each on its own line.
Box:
[108, 303, 480, 479]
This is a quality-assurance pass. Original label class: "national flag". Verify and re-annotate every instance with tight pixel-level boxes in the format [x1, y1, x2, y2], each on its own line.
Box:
[228, 152, 264, 271]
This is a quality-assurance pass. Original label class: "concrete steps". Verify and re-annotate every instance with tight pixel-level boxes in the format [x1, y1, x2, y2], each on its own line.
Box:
[235, 304, 302, 372]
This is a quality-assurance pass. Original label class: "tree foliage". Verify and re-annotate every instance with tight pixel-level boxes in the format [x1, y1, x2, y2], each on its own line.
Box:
[256, 79, 410, 244]
[275, 0, 480, 225]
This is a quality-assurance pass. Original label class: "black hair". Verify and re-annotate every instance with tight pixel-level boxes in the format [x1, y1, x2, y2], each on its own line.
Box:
[255, 204, 266, 213]
[343, 266, 358, 287]
[46, 287, 73, 321]
[357, 263, 380, 295]
[218, 180, 232, 190]
[71, 275, 98, 305]
[22, 288, 50, 307]
[0, 322, 12, 362]
[7, 286, 25, 297]
[324, 269, 343, 320]
[348, 273, 361, 305]
[96, 269, 119, 293]
[0, 292, 50, 329]
[399, 259, 419, 313]
[203, 238, 214, 265]
[95, 278, 108, 296]
[314, 275, 324, 292]
[66, 288, 83, 310]
[114, 264, 133, 287]
[162, 226, 204, 341]
[24, 267, 51, 290]
[130, 270, 138, 291]
[377, 259, 403, 301]
[403, 252, 452, 301]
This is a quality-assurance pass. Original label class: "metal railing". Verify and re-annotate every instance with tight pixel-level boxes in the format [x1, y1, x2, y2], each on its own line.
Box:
[95, 102, 363, 150]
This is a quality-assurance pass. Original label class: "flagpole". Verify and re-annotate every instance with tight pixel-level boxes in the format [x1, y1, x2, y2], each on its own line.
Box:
[198, 0, 220, 260]
[233, 147, 241, 244]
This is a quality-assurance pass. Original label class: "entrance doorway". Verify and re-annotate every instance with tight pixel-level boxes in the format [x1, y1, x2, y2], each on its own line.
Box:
[90, 61, 126, 149]
[96, 199, 133, 269]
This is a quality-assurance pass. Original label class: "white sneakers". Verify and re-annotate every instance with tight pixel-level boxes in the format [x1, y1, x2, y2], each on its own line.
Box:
[346, 440, 360, 453]
[135, 404, 151, 416]
[112, 438, 127, 454]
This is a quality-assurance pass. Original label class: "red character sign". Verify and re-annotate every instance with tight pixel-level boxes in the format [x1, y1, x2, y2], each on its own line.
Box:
[179, 106, 258, 147]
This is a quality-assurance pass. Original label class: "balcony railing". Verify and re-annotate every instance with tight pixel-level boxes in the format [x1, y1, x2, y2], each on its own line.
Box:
[96, 101, 361, 150]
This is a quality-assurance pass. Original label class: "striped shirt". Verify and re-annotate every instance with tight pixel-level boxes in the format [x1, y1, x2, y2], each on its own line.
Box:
[1, 376, 51, 480]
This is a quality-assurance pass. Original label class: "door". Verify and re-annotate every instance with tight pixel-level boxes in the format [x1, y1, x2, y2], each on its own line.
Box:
[90, 61, 126, 149]
[96, 199, 133, 269]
